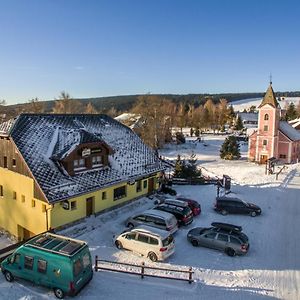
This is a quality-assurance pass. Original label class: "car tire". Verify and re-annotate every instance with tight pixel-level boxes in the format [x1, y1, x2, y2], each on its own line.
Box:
[225, 248, 235, 257]
[250, 211, 257, 217]
[4, 271, 14, 282]
[191, 239, 199, 247]
[115, 240, 123, 249]
[148, 252, 158, 262]
[221, 209, 228, 216]
[53, 288, 65, 299]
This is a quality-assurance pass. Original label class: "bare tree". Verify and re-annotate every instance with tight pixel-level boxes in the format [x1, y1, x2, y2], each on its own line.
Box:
[27, 97, 45, 113]
[132, 95, 173, 149]
[85, 102, 98, 114]
[52, 91, 83, 114]
[106, 107, 118, 117]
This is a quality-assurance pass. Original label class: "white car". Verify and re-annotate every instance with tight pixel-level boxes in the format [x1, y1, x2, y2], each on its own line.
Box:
[114, 225, 175, 262]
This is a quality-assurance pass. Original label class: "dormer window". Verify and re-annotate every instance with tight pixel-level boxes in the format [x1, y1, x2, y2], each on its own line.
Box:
[264, 114, 269, 120]
[51, 129, 114, 176]
[73, 158, 86, 170]
[92, 156, 102, 167]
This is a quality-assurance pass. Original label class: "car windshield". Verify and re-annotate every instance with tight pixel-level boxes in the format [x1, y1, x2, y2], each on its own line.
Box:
[241, 199, 249, 206]
[162, 235, 174, 246]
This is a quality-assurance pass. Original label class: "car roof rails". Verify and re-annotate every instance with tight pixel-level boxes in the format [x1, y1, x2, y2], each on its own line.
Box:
[211, 222, 242, 232]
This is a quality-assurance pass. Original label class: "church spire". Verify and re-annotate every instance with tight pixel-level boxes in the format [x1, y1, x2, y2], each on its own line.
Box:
[258, 80, 279, 108]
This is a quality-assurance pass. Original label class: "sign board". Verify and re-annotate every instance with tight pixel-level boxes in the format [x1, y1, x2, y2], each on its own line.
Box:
[82, 148, 91, 157]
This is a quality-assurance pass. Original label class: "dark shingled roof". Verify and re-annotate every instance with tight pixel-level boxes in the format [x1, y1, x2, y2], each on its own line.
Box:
[258, 84, 279, 108]
[5, 114, 164, 203]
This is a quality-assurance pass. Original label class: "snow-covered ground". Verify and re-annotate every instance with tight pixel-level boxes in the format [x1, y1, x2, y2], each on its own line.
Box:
[1, 134, 300, 299]
[232, 97, 300, 112]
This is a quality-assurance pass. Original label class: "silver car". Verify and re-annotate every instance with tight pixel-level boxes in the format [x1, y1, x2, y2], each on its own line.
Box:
[125, 209, 178, 234]
[114, 225, 175, 262]
[187, 222, 249, 256]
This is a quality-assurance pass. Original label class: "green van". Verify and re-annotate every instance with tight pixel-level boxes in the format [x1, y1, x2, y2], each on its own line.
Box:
[1, 232, 93, 299]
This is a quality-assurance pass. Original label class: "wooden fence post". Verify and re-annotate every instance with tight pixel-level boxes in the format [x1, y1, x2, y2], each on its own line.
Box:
[188, 267, 193, 284]
[141, 262, 145, 279]
[95, 255, 98, 272]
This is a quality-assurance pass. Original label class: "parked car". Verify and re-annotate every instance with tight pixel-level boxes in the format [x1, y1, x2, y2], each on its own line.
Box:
[153, 202, 193, 226]
[214, 196, 262, 217]
[187, 222, 249, 256]
[125, 209, 178, 234]
[175, 196, 201, 216]
[114, 225, 175, 262]
[1, 233, 93, 299]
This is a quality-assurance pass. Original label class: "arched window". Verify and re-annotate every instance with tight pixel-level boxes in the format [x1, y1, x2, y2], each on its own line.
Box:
[264, 114, 269, 120]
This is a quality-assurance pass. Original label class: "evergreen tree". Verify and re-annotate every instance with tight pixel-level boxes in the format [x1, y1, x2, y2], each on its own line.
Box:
[285, 102, 297, 121]
[220, 136, 241, 160]
[227, 105, 236, 126]
[235, 115, 244, 130]
[183, 153, 201, 178]
[174, 155, 184, 178]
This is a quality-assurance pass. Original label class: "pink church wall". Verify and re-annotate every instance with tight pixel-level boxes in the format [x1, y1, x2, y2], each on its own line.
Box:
[248, 132, 257, 161]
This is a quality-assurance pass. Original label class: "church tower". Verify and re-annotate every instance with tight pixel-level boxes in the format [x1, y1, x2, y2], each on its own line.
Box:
[249, 81, 281, 163]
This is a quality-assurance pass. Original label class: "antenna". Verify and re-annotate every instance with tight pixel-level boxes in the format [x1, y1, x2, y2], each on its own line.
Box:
[269, 73, 272, 85]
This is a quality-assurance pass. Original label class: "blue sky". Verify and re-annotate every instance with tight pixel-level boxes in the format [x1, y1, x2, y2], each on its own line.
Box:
[0, 0, 299, 104]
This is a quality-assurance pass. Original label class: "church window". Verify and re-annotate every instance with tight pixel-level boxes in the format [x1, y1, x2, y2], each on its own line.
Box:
[264, 114, 269, 120]
[264, 125, 268, 131]
[263, 140, 267, 146]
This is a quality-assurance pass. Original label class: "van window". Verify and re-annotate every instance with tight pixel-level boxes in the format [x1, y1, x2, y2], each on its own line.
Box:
[73, 259, 83, 277]
[24, 256, 34, 270]
[162, 235, 174, 247]
[37, 259, 47, 273]
[149, 237, 159, 245]
[125, 232, 136, 240]
[82, 253, 91, 268]
[137, 234, 148, 244]
[11, 253, 20, 264]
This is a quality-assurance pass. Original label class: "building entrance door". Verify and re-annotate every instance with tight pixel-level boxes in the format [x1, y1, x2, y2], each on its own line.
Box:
[260, 155, 268, 164]
[86, 197, 94, 217]
[148, 178, 154, 194]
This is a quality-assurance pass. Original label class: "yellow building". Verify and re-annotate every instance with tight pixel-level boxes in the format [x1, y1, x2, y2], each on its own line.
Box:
[0, 114, 164, 240]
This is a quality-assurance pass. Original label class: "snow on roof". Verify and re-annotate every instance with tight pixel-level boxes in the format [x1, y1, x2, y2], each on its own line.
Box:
[9, 114, 164, 203]
[279, 121, 300, 141]
[0, 117, 18, 136]
[289, 118, 300, 129]
[115, 113, 139, 122]
[236, 112, 258, 122]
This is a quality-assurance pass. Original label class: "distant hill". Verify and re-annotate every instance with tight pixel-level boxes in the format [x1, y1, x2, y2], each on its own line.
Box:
[1, 91, 300, 121]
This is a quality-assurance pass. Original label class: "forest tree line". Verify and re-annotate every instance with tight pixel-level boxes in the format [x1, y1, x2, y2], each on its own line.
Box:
[1, 92, 300, 150]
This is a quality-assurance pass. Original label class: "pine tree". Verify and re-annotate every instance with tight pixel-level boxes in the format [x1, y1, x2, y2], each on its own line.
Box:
[285, 103, 297, 121]
[174, 155, 184, 178]
[183, 153, 201, 178]
[235, 115, 244, 130]
[220, 136, 241, 160]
